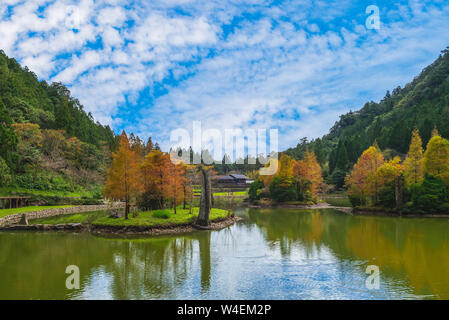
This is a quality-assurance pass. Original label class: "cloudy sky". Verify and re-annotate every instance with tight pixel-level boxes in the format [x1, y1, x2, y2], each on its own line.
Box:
[1, 0, 449, 152]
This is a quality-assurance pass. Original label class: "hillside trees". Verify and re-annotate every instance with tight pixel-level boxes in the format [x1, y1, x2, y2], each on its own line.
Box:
[346, 129, 449, 211]
[0, 101, 18, 169]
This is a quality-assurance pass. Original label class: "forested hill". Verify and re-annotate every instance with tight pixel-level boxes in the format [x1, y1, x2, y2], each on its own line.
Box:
[0, 50, 117, 198]
[285, 46, 449, 187]
[0, 51, 116, 148]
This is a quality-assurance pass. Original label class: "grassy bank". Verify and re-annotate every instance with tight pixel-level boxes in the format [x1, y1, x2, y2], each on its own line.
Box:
[213, 191, 248, 196]
[0, 206, 74, 219]
[29, 207, 230, 227]
[321, 194, 352, 207]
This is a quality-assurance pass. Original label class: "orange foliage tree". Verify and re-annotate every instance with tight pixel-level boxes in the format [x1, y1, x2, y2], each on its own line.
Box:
[346, 145, 384, 205]
[141, 150, 171, 209]
[104, 131, 142, 219]
[295, 150, 323, 196]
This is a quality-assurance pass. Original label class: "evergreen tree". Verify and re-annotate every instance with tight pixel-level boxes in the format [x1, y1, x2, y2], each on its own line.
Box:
[335, 139, 349, 171]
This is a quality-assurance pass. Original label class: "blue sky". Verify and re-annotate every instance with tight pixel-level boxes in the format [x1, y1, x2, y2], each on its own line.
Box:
[1, 0, 449, 152]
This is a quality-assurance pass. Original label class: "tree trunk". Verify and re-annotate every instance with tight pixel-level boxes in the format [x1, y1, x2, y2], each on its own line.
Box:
[395, 175, 403, 209]
[183, 186, 187, 209]
[125, 199, 130, 220]
[197, 167, 211, 226]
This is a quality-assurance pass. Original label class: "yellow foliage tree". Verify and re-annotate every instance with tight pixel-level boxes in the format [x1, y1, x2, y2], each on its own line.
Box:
[403, 128, 424, 187]
[277, 153, 293, 187]
[423, 134, 449, 185]
[376, 157, 404, 190]
[346, 145, 384, 205]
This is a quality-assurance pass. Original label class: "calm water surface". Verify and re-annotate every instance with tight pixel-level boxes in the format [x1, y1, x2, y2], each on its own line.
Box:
[1, 208, 449, 300]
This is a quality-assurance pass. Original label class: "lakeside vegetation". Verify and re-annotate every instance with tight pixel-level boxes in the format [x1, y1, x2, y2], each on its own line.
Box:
[248, 150, 323, 204]
[29, 207, 229, 227]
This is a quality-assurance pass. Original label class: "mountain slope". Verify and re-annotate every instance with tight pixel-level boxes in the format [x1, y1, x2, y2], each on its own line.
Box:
[0, 50, 117, 198]
[285, 46, 449, 185]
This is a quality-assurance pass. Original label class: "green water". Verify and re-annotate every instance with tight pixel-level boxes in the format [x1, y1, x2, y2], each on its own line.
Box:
[1, 208, 449, 300]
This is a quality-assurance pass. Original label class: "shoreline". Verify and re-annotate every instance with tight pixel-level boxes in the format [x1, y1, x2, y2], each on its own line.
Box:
[247, 201, 354, 214]
[0, 214, 242, 236]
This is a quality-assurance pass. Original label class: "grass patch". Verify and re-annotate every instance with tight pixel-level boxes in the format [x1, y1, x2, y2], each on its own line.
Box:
[29, 211, 108, 225]
[213, 191, 248, 196]
[321, 195, 352, 207]
[0, 206, 74, 219]
[26, 207, 230, 227]
[152, 211, 171, 219]
[93, 208, 229, 227]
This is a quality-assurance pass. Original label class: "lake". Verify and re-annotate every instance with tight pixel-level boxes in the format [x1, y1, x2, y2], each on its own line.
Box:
[1, 208, 449, 300]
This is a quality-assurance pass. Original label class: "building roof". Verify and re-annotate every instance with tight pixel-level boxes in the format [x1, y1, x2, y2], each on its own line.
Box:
[216, 175, 234, 180]
[230, 174, 248, 180]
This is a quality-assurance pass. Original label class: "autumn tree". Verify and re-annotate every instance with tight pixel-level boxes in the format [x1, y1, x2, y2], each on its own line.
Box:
[277, 154, 294, 187]
[295, 150, 323, 196]
[403, 128, 424, 187]
[346, 145, 384, 205]
[140, 150, 170, 209]
[104, 131, 142, 219]
[423, 134, 449, 185]
[375, 157, 404, 208]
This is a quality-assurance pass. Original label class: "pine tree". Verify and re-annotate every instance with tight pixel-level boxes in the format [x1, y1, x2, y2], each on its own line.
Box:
[335, 139, 349, 170]
[404, 128, 424, 186]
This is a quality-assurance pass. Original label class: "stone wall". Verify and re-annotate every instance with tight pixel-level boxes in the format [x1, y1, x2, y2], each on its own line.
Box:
[0, 204, 124, 228]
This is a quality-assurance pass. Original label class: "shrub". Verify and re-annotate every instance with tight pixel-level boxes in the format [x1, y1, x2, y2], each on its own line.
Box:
[248, 179, 264, 201]
[152, 211, 171, 219]
[348, 194, 362, 207]
[269, 176, 297, 203]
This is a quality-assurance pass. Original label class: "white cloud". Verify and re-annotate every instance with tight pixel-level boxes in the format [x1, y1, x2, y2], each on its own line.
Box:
[1, 0, 449, 153]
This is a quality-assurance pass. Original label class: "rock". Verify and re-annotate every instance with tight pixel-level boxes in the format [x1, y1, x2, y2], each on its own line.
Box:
[108, 208, 123, 219]
[18, 214, 28, 225]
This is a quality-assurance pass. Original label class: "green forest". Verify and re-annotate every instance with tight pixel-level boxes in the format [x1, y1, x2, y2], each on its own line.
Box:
[285, 47, 449, 189]
[0, 50, 117, 203]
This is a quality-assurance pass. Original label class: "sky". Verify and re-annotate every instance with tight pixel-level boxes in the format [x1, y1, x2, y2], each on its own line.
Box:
[1, 0, 449, 153]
